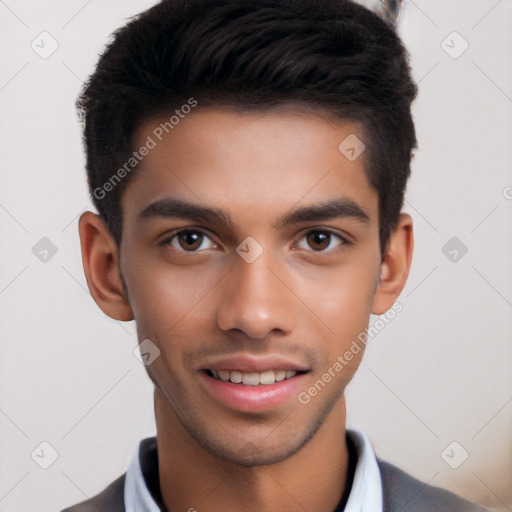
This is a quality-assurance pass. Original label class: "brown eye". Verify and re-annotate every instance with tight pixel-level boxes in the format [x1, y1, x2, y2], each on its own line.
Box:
[162, 230, 215, 252]
[178, 231, 203, 250]
[297, 230, 347, 252]
[306, 231, 331, 251]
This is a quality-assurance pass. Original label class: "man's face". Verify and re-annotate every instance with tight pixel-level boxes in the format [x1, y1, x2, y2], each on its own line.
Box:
[120, 107, 382, 465]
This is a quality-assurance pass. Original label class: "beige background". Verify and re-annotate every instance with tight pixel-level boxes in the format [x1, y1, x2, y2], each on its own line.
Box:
[0, 1, 511, 511]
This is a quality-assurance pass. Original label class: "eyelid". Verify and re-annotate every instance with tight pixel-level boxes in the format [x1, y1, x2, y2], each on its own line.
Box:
[158, 226, 353, 253]
[294, 227, 353, 251]
[159, 227, 219, 250]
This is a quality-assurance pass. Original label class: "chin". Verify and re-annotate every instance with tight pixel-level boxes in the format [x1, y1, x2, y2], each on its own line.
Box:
[203, 436, 307, 467]
[184, 413, 323, 467]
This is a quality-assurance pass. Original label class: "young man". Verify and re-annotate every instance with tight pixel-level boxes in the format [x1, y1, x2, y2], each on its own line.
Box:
[64, 0, 489, 510]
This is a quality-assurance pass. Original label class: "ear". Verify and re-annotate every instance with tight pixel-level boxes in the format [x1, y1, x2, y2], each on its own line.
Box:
[78, 211, 134, 321]
[372, 213, 414, 315]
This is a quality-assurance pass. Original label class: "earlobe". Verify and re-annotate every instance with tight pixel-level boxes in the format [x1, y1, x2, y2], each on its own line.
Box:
[78, 211, 134, 321]
[372, 213, 414, 315]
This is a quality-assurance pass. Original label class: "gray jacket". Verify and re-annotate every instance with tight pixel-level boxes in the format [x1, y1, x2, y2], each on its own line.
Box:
[61, 459, 488, 512]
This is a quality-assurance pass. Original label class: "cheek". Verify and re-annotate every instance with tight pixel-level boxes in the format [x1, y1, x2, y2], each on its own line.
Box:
[126, 258, 223, 340]
[295, 259, 378, 338]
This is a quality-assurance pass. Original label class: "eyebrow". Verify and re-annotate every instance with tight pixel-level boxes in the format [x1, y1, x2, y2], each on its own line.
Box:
[273, 198, 370, 229]
[138, 197, 370, 229]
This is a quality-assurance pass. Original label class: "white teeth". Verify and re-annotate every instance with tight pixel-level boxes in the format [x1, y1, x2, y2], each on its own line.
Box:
[230, 370, 242, 383]
[259, 370, 276, 385]
[275, 370, 286, 382]
[242, 372, 259, 386]
[218, 370, 230, 382]
[209, 369, 300, 385]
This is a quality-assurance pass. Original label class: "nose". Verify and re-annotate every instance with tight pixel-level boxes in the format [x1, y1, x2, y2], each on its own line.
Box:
[216, 251, 296, 340]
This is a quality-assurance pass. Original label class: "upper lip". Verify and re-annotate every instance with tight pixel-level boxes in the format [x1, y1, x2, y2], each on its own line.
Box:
[201, 354, 310, 373]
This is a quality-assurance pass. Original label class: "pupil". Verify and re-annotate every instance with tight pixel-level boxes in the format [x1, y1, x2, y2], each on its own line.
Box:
[180, 231, 202, 250]
[308, 231, 329, 251]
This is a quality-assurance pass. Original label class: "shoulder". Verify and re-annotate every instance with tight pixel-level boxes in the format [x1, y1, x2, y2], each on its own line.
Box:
[377, 459, 489, 512]
[60, 473, 126, 512]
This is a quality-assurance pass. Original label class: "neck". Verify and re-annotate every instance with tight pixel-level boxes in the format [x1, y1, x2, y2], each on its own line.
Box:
[154, 388, 353, 512]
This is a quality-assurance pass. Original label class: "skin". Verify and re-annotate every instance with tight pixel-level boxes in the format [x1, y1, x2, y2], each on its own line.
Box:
[79, 106, 413, 512]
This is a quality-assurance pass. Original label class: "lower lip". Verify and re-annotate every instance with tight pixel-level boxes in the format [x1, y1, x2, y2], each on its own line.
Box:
[198, 371, 308, 412]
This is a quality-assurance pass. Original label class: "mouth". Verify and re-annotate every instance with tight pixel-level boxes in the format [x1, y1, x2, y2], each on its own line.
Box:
[197, 354, 311, 411]
[198, 361, 310, 412]
[203, 369, 309, 386]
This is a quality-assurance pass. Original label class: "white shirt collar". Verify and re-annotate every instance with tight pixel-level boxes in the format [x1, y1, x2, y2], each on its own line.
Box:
[124, 428, 382, 512]
[124, 435, 162, 512]
[344, 429, 383, 511]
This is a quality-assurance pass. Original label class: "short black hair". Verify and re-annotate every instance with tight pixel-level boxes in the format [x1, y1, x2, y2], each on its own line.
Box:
[77, 0, 417, 254]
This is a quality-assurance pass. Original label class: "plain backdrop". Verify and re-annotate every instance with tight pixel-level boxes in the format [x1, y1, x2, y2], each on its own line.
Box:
[0, 1, 511, 511]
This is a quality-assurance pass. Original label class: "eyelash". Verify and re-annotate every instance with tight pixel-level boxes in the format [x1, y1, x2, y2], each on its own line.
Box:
[159, 228, 352, 253]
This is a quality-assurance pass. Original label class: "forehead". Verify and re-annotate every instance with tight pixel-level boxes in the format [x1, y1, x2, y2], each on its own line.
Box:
[122, 106, 377, 226]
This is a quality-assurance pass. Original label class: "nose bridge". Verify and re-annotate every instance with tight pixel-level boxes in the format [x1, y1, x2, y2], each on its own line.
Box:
[216, 248, 295, 338]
